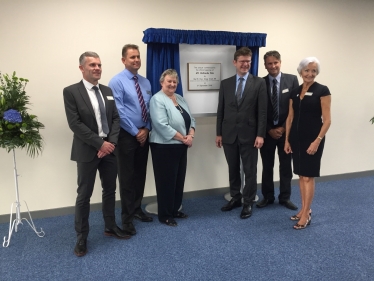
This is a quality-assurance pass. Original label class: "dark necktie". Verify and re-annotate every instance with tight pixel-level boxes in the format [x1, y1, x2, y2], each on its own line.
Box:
[133, 76, 148, 122]
[92, 86, 109, 134]
[272, 79, 279, 123]
[236, 77, 244, 104]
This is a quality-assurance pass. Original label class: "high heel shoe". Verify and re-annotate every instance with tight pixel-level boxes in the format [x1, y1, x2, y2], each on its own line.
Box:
[290, 209, 311, 221]
[290, 215, 300, 221]
[293, 215, 311, 230]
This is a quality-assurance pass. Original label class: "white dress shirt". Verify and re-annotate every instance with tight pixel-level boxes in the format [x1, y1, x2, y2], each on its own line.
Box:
[82, 79, 107, 137]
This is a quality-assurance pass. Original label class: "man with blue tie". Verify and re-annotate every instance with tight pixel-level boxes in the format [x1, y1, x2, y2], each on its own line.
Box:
[257, 50, 299, 210]
[109, 44, 153, 236]
[216, 47, 267, 219]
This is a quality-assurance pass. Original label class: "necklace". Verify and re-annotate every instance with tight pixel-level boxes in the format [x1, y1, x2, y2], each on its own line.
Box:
[167, 93, 183, 113]
[176, 104, 183, 113]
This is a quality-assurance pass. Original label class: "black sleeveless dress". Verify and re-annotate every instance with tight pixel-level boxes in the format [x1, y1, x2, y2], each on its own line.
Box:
[289, 82, 330, 177]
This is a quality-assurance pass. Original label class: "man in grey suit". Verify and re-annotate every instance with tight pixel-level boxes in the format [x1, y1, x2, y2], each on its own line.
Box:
[257, 50, 299, 210]
[216, 47, 267, 219]
[64, 52, 130, 257]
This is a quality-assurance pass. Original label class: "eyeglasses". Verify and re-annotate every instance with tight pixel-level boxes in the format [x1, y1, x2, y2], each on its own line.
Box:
[237, 60, 251, 64]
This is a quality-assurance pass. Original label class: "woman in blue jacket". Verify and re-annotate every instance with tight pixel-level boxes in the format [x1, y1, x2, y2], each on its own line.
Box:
[149, 69, 196, 226]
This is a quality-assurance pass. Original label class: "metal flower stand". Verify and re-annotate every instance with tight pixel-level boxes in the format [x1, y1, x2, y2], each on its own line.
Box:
[3, 149, 45, 247]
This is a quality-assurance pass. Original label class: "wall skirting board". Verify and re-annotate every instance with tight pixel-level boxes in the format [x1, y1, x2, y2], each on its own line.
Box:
[1, 170, 373, 224]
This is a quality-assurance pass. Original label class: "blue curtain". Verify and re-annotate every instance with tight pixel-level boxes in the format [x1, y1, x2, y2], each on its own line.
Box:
[146, 43, 183, 95]
[143, 28, 267, 95]
[143, 28, 267, 46]
[250, 47, 260, 76]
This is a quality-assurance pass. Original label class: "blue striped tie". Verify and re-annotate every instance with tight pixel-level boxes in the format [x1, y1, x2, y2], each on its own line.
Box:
[272, 79, 279, 123]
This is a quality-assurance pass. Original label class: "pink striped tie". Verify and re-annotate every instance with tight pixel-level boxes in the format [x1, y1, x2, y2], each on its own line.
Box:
[133, 76, 148, 122]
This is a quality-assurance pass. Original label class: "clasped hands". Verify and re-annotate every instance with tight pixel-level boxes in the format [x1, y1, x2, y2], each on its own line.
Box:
[136, 128, 149, 147]
[97, 141, 115, 158]
[183, 135, 193, 147]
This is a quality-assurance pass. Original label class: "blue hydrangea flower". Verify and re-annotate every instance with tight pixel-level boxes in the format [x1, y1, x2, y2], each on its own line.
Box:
[3, 109, 22, 123]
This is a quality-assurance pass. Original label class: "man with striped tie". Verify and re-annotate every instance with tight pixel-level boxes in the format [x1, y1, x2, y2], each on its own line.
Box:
[109, 44, 153, 236]
[257, 50, 299, 210]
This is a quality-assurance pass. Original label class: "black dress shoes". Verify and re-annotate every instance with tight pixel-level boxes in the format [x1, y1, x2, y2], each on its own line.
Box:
[123, 222, 137, 236]
[160, 219, 178, 226]
[104, 226, 131, 240]
[134, 211, 153, 222]
[240, 204, 253, 219]
[74, 239, 87, 257]
[174, 211, 188, 219]
[279, 200, 298, 210]
[256, 198, 274, 208]
[221, 198, 242, 211]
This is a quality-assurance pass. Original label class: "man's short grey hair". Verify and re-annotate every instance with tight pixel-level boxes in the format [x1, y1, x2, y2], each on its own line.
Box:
[79, 51, 100, 65]
[297, 57, 320, 75]
[264, 50, 281, 62]
[159, 69, 179, 84]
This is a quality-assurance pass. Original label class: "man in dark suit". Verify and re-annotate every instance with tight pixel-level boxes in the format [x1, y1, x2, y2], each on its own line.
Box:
[216, 47, 267, 219]
[257, 50, 299, 210]
[64, 51, 130, 258]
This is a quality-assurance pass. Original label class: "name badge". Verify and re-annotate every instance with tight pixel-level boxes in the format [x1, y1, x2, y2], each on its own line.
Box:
[282, 89, 289, 93]
[107, 96, 114, 100]
[305, 92, 313, 96]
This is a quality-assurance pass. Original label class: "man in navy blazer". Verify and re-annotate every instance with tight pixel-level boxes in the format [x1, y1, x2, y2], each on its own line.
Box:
[64, 52, 130, 257]
[216, 47, 267, 219]
[257, 50, 299, 210]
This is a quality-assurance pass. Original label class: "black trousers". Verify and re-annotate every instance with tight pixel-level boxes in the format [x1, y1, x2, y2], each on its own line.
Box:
[75, 153, 117, 240]
[150, 143, 187, 222]
[116, 128, 149, 224]
[223, 139, 258, 205]
[260, 132, 292, 201]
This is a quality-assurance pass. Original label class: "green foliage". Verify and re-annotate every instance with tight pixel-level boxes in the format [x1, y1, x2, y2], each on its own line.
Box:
[0, 71, 44, 157]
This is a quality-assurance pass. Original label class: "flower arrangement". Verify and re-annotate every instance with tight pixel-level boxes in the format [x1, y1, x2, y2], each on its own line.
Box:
[0, 71, 44, 157]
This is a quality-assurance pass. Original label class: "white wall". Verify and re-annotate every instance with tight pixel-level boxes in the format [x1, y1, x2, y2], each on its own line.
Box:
[1, 0, 374, 216]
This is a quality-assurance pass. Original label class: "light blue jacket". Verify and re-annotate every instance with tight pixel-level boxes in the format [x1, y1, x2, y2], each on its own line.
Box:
[149, 90, 196, 144]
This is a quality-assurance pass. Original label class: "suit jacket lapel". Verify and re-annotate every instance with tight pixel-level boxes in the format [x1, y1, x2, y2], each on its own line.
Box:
[264, 75, 271, 98]
[279, 73, 288, 104]
[227, 76, 238, 108]
[78, 81, 96, 118]
[239, 74, 253, 106]
[280, 73, 285, 92]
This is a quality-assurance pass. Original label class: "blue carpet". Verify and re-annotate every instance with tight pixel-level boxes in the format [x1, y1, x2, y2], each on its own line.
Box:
[1, 176, 374, 281]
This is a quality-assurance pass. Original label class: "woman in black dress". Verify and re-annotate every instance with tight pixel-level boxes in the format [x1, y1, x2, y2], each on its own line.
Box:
[284, 57, 331, 230]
